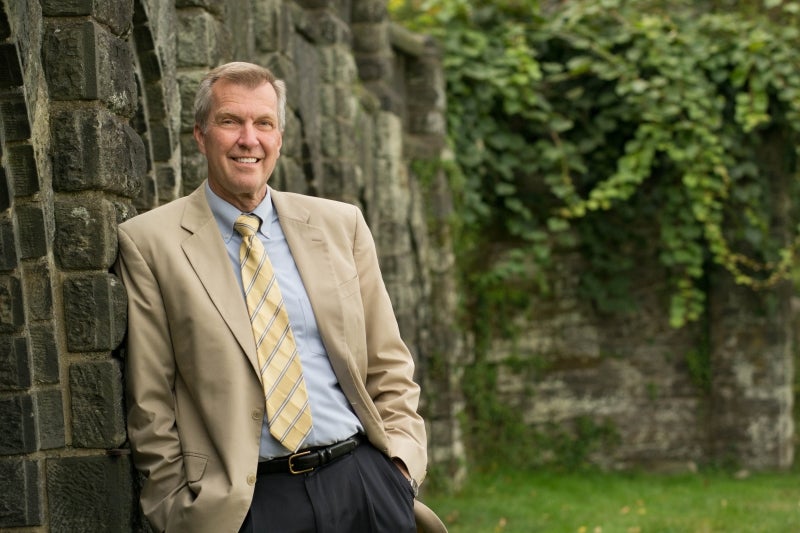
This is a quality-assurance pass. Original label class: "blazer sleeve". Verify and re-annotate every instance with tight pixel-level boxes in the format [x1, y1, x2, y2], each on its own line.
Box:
[351, 208, 428, 483]
[115, 226, 193, 532]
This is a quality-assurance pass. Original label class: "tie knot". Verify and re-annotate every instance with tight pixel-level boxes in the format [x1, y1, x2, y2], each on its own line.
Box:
[234, 214, 261, 238]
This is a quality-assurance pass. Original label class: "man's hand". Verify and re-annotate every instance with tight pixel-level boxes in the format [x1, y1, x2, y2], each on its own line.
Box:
[392, 457, 411, 479]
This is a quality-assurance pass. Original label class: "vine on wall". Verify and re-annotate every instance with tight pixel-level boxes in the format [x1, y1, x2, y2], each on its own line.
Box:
[392, 0, 800, 468]
[392, 0, 800, 330]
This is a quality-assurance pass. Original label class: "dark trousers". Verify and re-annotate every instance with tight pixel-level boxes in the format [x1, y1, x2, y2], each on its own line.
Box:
[238, 441, 416, 533]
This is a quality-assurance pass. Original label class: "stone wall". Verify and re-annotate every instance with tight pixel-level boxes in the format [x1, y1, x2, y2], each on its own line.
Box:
[486, 208, 794, 472]
[0, 0, 462, 530]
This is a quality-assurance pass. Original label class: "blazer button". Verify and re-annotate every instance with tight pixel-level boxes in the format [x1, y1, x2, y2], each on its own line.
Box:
[247, 474, 256, 485]
[251, 409, 261, 420]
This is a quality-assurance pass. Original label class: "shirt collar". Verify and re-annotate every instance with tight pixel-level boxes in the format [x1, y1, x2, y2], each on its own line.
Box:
[205, 181, 275, 241]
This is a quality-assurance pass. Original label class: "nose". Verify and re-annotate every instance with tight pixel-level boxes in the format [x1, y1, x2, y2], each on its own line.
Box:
[237, 122, 258, 147]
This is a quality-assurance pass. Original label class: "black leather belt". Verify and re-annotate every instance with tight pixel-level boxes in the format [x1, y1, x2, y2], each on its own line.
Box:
[257, 435, 361, 475]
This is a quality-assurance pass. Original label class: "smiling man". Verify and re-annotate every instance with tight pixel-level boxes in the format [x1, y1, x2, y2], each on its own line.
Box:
[115, 62, 445, 533]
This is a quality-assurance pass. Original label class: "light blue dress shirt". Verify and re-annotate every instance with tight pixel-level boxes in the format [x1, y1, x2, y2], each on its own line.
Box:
[205, 183, 363, 459]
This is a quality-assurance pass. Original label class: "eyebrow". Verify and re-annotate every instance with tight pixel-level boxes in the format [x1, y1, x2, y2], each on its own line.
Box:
[213, 110, 277, 122]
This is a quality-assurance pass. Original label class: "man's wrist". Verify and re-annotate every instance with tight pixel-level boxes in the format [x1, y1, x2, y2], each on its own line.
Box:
[392, 457, 419, 496]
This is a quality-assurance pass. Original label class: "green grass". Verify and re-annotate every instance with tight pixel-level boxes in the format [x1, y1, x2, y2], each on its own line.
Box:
[420, 467, 800, 532]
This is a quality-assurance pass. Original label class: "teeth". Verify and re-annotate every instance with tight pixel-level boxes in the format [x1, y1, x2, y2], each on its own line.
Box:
[234, 157, 258, 163]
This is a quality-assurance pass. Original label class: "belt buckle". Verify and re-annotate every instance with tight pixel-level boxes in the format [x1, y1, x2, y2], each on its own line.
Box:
[288, 450, 313, 474]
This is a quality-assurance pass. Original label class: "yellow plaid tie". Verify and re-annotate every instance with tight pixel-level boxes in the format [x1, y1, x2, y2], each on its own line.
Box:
[234, 214, 313, 452]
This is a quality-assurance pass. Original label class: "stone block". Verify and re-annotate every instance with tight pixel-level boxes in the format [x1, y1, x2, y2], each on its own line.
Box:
[0, 216, 16, 271]
[253, 0, 289, 54]
[351, 0, 387, 23]
[318, 45, 358, 84]
[0, 167, 9, 211]
[43, 20, 137, 116]
[0, 393, 36, 454]
[63, 273, 127, 352]
[14, 204, 47, 259]
[0, 42, 23, 89]
[148, 119, 174, 161]
[0, 7, 10, 40]
[46, 455, 133, 533]
[42, 21, 99, 100]
[51, 107, 145, 197]
[176, 10, 224, 67]
[0, 458, 42, 527]
[41, 0, 133, 36]
[69, 360, 126, 448]
[355, 55, 393, 82]
[22, 261, 54, 321]
[33, 388, 65, 450]
[0, 98, 30, 141]
[352, 22, 389, 54]
[0, 275, 24, 333]
[0, 335, 29, 390]
[155, 165, 178, 204]
[98, 27, 138, 118]
[54, 197, 117, 271]
[177, 70, 203, 132]
[180, 134, 207, 192]
[30, 323, 59, 384]
[6, 143, 38, 196]
[294, 9, 351, 46]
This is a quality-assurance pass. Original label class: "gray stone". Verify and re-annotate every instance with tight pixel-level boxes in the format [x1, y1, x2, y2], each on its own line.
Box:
[22, 261, 54, 321]
[0, 42, 23, 88]
[0, 275, 24, 333]
[0, 98, 30, 141]
[54, 197, 117, 271]
[30, 323, 60, 384]
[51, 108, 145, 196]
[0, 167, 9, 211]
[0, 393, 36, 454]
[6, 143, 39, 196]
[14, 204, 47, 259]
[43, 20, 136, 113]
[40, 0, 133, 36]
[0, 458, 42, 527]
[46, 455, 134, 533]
[63, 273, 127, 352]
[69, 360, 126, 448]
[0, 215, 16, 271]
[34, 389, 65, 450]
[176, 10, 224, 68]
[0, 334, 29, 390]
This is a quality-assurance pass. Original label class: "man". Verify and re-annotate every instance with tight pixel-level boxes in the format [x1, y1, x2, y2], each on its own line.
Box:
[115, 62, 446, 532]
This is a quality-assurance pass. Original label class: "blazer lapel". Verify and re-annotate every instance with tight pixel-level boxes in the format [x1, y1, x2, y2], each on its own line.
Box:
[270, 189, 350, 375]
[179, 186, 260, 374]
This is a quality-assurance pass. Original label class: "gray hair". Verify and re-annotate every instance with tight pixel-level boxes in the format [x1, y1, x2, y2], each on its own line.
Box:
[194, 62, 287, 133]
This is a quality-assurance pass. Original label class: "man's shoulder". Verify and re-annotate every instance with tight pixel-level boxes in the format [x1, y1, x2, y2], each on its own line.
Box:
[119, 188, 201, 233]
[274, 189, 357, 211]
[272, 189, 361, 225]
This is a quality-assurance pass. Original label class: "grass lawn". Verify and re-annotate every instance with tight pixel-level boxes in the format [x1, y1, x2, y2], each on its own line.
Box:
[420, 467, 800, 532]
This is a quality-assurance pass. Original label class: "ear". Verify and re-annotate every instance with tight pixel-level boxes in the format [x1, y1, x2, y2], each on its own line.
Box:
[193, 124, 206, 155]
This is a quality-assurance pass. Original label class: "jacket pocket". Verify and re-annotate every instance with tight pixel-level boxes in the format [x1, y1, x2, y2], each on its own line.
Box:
[183, 452, 208, 483]
[338, 275, 361, 299]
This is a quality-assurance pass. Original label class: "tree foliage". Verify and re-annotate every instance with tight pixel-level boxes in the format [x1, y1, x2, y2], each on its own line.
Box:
[392, 0, 800, 329]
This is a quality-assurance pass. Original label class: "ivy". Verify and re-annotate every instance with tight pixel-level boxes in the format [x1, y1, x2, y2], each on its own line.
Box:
[392, 0, 800, 330]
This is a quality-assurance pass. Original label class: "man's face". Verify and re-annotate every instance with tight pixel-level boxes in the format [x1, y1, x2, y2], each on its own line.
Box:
[194, 79, 283, 211]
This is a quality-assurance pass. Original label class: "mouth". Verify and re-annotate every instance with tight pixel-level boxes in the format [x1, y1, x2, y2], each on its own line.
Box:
[231, 157, 261, 164]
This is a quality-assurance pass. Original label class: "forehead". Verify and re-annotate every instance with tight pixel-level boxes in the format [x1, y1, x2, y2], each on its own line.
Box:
[210, 79, 278, 114]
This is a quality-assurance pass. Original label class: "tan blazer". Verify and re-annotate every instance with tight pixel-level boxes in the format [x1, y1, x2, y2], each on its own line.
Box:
[115, 184, 432, 533]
